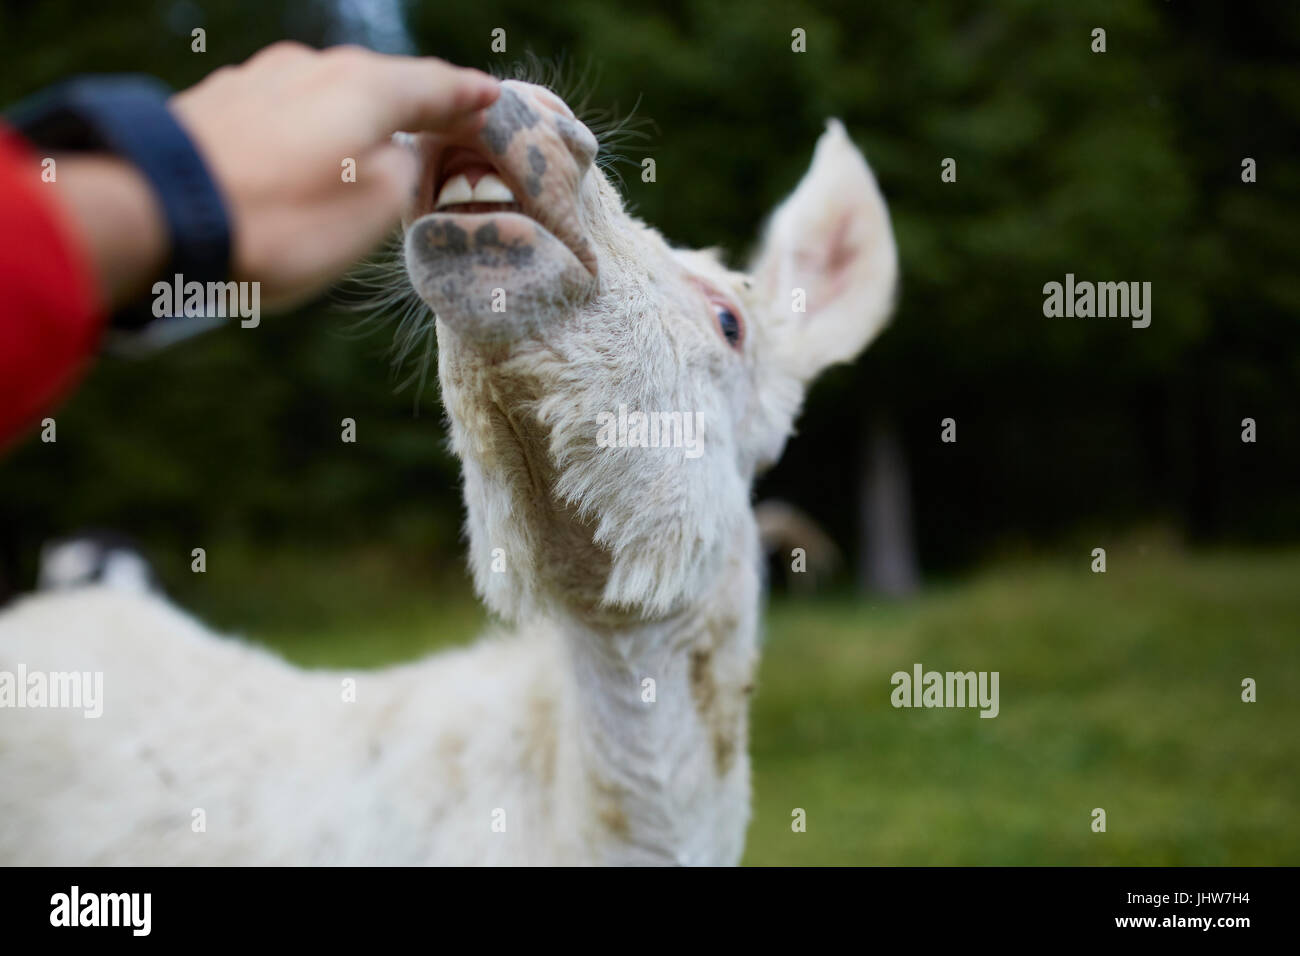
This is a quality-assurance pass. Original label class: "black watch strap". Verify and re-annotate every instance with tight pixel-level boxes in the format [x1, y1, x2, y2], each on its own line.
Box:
[7, 75, 233, 331]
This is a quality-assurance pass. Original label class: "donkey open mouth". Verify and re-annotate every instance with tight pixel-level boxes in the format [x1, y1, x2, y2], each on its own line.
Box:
[431, 146, 524, 216]
[404, 82, 601, 344]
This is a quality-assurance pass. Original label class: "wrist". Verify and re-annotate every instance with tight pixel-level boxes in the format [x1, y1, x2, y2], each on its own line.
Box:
[49, 154, 168, 310]
[7, 75, 233, 333]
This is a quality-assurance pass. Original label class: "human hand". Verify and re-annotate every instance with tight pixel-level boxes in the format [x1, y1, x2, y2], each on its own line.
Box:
[166, 42, 499, 308]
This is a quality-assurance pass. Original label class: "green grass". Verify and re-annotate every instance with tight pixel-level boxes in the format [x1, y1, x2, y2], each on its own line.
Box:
[747, 548, 1300, 865]
[171, 543, 1300, 864]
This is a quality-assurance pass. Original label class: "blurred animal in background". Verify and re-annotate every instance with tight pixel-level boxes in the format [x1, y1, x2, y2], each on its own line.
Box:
[754, 499, 842, 594]
[37, 530, 161, 595]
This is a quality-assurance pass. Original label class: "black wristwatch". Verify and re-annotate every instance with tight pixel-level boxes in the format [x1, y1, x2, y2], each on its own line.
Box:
[7, 74, 233, 336]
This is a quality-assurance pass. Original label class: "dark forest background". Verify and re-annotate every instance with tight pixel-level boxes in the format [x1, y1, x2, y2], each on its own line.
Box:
[1, 0, 1296, 598]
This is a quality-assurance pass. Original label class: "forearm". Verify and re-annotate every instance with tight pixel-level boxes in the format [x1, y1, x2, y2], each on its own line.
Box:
[46, 153, 168, 311]
[0, 47, 497, 451]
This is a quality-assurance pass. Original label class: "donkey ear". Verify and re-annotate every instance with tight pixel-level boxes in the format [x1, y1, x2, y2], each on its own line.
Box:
[752, 120, 898, 384]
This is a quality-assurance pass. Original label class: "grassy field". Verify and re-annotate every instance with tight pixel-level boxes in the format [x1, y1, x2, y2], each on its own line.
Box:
[747, 548, 1299, 865]
[173, 544, 1300, 865]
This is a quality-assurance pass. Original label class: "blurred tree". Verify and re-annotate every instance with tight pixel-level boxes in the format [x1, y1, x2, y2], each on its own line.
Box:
[0, 0, 1295, 598]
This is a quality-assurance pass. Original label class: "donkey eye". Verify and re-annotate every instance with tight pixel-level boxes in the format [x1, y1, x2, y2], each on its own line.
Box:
[713, 303, 743, 348]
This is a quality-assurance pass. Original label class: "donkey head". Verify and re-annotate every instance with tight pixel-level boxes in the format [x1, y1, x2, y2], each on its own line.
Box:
[402, 80, 897, 622]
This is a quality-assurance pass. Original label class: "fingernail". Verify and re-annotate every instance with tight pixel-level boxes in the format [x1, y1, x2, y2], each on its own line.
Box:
[469, 70, 500, 97]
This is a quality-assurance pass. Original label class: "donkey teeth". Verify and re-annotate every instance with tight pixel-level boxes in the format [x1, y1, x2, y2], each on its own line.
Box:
[435, 173, 472, 208]
[435, 172, 517, 210]
[471, 173, 516, 203]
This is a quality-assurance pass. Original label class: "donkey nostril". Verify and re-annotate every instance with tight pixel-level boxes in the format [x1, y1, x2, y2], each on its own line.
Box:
[494, 82, 596, 170]
[556, 116, 598, 169]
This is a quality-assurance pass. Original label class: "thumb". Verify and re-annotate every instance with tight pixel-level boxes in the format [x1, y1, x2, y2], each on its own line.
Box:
[254, 142, 418, 309]
[333, 139, 421, 255]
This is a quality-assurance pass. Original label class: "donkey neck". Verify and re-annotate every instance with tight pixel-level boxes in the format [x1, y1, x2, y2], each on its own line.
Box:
[551, 515, 762, 864]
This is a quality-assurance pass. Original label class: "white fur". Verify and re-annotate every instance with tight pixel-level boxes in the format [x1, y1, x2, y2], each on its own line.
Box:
[0, 87, 897, 865]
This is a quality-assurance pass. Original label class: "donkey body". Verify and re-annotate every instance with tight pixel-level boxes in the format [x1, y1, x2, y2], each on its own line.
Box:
[0, 80, 897, 865]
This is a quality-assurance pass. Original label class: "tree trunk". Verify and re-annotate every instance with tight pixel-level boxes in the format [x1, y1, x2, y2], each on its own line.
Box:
[858, 418, 920, 597]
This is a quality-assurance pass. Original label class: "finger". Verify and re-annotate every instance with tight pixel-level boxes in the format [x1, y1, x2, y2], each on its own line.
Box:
[429, 108, 490, 141]
[355, 139, 421, 224]
[265, 141, 417, 307]
[350, 52, 500, 137]
[242, 40, 320, 90]
[245, 40, 315, 69]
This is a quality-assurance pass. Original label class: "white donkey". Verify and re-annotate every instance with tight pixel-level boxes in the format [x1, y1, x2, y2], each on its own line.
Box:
[0, 80, 897, 865]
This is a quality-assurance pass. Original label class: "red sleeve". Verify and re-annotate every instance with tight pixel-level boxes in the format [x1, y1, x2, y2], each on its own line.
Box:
[0, 123, 106, 451]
